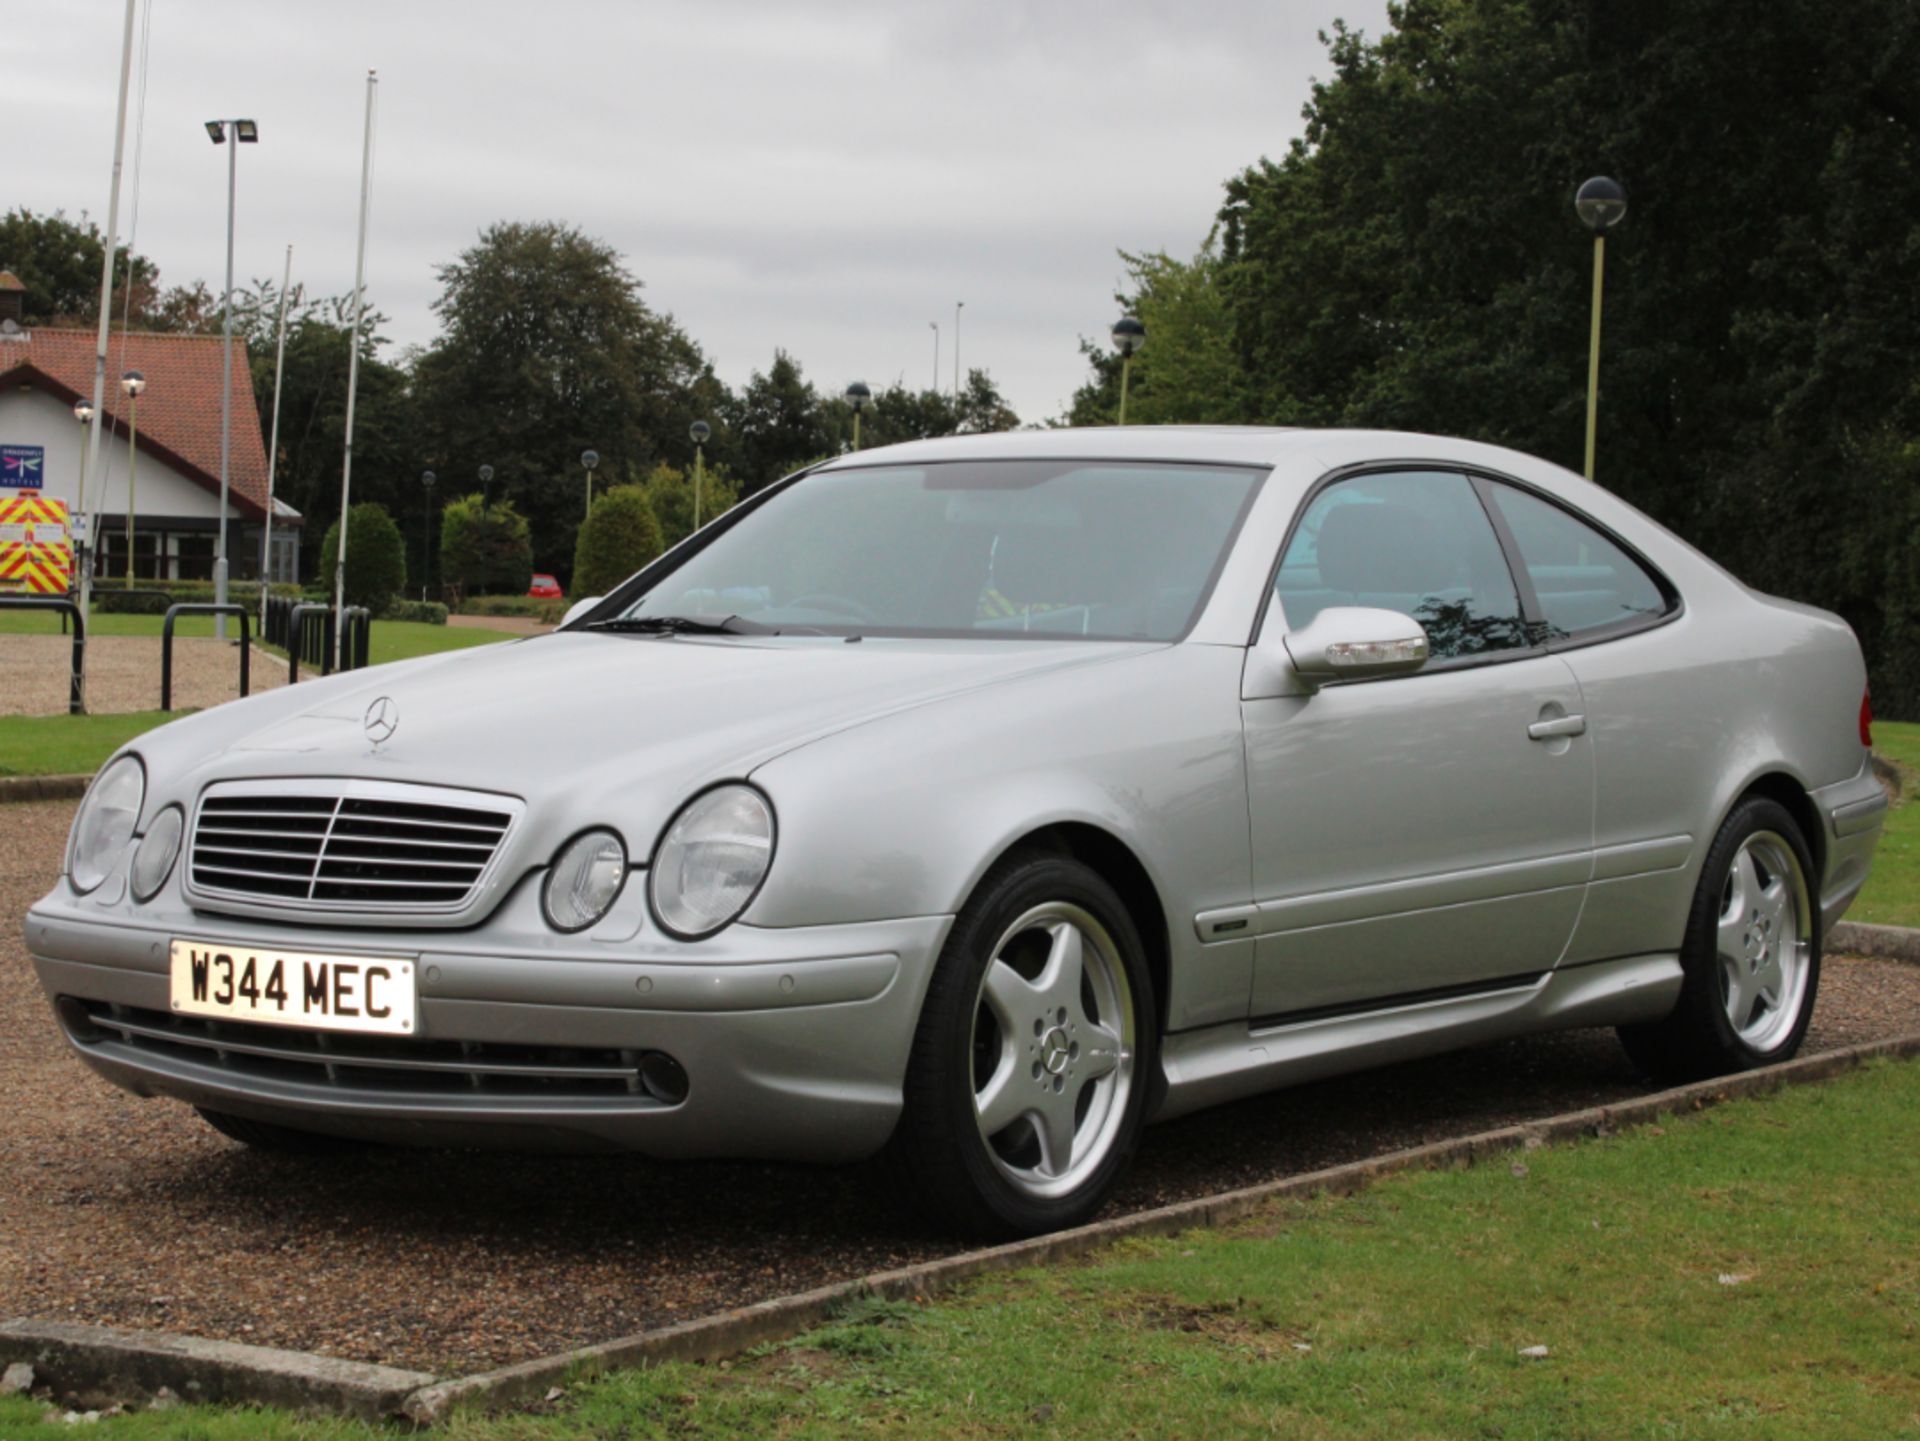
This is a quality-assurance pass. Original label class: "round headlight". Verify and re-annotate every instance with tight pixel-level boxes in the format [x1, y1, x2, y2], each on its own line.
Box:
[649, 785, 775, 940]
[69, 754, 145, 894]
[131, 804, 185, 902]
[543, 828, 628, 933]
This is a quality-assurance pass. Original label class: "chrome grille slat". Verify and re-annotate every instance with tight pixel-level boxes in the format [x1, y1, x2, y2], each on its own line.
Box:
[82, 1004, 649, 1099]
[187, 780, 521, 918]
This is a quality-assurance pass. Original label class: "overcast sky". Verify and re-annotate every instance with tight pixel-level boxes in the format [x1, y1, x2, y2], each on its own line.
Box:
[14, 0, 1390, 423]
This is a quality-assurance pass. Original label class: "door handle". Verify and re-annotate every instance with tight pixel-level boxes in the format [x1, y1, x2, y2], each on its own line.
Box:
[1527, 713, 1587, 741]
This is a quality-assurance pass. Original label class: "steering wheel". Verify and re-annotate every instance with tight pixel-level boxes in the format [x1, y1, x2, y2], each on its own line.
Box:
[786, 593, 878, 623]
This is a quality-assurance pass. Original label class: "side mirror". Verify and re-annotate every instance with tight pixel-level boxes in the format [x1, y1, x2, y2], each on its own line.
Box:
[560, 596, 604, 629]
[1243, 606, 1429, 699]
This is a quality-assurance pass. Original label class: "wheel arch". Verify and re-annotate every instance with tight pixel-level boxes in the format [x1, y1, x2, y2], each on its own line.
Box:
[990, 822, 1172, 1042]
[1730, 770, 1826, 888]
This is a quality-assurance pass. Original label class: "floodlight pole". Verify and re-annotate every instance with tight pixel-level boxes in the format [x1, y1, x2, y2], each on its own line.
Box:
[214, 125, 238, 638]
[259, 243, 292, 634]
[333, 70, 377, 672]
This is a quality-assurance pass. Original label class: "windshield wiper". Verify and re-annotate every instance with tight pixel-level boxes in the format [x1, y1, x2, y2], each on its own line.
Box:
[586, 614, 773, 637]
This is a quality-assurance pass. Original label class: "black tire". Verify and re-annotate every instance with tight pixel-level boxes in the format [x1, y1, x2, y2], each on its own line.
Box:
[196, 1107, 363, 1155]
[887, 850, 1157, 1240]
[1618, 796, 1821, 1084]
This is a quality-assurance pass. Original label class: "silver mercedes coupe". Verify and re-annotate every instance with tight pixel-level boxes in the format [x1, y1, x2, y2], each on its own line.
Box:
[26, 427, 1888, 1237]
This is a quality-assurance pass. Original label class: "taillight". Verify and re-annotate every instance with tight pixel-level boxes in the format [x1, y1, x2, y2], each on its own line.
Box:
[1860, 687, 1873, 749]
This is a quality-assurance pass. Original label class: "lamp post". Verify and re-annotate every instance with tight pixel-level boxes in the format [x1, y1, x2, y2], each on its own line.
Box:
[845, 381, 872, 450]
[1574, 176, 1628, 482]
[71, 400, 93, 585]
[929, 320, 940, 392]
[206, 117, 259, 638]
[119, 370, 145, 585]
[478, 463, 494, 514]
[689, 421, 710, 530]
[954, 301, 964, 395]
[580, 449, 599, 517]
[1111, 315, 1146, 425]
[420, 469, 436, 600]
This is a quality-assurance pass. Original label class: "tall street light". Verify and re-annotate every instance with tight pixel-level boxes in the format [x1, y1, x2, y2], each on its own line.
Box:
[689, 421, 710, 530]
[845, 381, 872, 450]
[71, 400, 93, 585]
[954, 301, 964, 395]
[420, 469, 436, 601]
[929, 320, 940, 392]
[580, 449, 599, 517]
[478, 463, 494, 514]
[119, 370, 145, 585]
[1111, 315, 1146, 426]
[1575, 176, 1628, 482]
[206, 117, 259, 638]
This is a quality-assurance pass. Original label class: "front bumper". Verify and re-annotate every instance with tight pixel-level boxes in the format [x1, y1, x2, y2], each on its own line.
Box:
[25, 874, 950, 1162]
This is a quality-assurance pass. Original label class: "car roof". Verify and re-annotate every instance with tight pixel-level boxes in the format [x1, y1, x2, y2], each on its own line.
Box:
[812, 425, 1308, 470]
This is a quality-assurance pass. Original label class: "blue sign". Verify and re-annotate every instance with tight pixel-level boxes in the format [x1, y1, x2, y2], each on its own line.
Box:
[0, 445, 45, 490]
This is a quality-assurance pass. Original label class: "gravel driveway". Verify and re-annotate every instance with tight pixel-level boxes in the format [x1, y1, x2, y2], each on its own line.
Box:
[5, 795, 1916, 1375]
[0, 634, 287, 717]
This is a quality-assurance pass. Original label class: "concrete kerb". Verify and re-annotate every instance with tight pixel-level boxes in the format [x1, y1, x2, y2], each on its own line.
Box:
[0, 1320, 435, 1423]
[395, 1030, 1920, 1424]
[3, 1033, 1916, 1424]
[0, 774, 90, 804]
[1830, 919, 1920, 965]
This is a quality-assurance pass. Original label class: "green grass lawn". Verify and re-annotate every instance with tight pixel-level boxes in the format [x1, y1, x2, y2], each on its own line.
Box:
[0, 614, 508, 777]
[1, 1057, 1914, 1438]
[1854, 718, 1919, 929]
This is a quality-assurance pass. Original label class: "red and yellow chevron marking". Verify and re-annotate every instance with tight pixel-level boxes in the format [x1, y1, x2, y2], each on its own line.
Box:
[0, 495, 71, 593]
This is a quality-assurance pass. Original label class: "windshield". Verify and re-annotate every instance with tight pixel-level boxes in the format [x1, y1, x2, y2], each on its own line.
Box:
[610, 459, 1266, 641]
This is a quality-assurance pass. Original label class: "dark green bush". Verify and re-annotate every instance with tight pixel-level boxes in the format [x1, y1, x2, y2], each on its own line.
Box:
[456, 595, 568, 622]
[319, 503, 409, 613]
[382, 599, 449, 624]
[440, 494, 533, 598]
[573, 485, 663, 599]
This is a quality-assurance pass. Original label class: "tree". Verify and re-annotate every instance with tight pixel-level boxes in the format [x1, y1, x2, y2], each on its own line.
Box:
[440, 494, 533, 598]
[318, 502, 408, 613]
[573, 485, 664, 597]
[1066, 239, 1245, 427]
[411, 222, 713, 576]
[1204, 0, 1920, 715]
[726, 351, 833, 492]
[0, 208, 211, 330]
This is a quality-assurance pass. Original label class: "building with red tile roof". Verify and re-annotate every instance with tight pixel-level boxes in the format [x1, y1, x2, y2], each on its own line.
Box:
[0, 319, 299, 583]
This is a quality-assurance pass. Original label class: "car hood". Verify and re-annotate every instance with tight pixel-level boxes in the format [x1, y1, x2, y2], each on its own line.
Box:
[136, 632, 1155, 854]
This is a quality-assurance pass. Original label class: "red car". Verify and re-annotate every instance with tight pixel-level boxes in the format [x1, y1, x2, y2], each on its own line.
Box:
[528, 573, 563, 600]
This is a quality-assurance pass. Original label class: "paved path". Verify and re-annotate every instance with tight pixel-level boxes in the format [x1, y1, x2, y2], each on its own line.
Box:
[446, 614, 555, 636]
[0, 634, 288, 717]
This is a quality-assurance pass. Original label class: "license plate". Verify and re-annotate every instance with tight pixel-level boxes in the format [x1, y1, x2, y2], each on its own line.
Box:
[168, 940, 417, 1035]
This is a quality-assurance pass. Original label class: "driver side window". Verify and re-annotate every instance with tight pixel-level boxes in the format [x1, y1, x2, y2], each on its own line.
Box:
[1275, 470, 1530, 662]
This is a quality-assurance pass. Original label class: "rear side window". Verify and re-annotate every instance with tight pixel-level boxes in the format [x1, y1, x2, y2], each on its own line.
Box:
[1276, 470, 1529, 661]
[1485, 483, 1671, 640]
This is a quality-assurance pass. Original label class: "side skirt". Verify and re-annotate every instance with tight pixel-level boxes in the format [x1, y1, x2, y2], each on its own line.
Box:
[1151, 953, 1682, 1123]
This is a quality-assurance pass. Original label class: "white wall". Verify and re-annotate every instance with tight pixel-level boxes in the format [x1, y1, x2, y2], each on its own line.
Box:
[0, 385, 235, 523]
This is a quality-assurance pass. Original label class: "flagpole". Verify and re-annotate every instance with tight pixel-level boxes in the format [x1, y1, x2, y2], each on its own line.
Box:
[333, 70, 376, 672]
[77, 0, 140, 695]
[259, 242, 292, 636]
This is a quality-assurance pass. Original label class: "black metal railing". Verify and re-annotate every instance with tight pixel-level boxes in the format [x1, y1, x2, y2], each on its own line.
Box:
[265, 597, 370, 682]
[160, 604, 251, 712]
[0, 596, 84, 714]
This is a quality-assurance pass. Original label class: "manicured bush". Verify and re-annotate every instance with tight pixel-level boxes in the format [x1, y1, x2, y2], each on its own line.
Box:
[382, 599, 449, 625]
[439, 493, 533, 597]
[573, 485, 663, 598]
[319, 503, 408, 613]
[87, 579, 302, 615]
[636, 461, 743, 550]
[456, 595, 568, 623]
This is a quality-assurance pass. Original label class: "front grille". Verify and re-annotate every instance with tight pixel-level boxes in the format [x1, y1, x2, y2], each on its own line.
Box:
[73, 1001, 663, 1101]
[187, 780, 519, 916]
